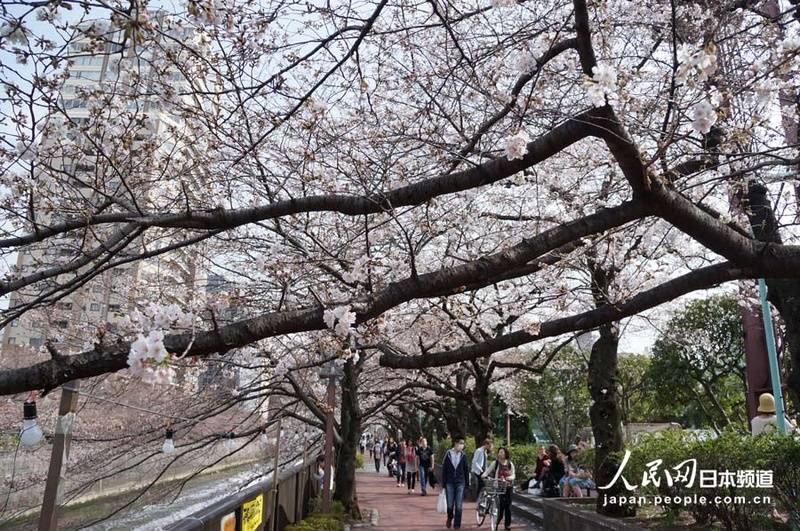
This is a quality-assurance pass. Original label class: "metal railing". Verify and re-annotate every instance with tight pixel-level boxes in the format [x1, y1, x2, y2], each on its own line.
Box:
[168, 452, 321, 531]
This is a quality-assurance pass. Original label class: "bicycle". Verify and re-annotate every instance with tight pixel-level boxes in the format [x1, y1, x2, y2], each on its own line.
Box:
[475, 478, 508, 531]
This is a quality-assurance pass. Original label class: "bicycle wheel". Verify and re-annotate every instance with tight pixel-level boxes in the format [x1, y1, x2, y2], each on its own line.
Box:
[475, 493, 487, 527]
[488, 502, 499, 531]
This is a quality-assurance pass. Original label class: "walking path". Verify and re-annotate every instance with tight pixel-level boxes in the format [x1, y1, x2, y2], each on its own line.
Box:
[355, 468, 540, 531]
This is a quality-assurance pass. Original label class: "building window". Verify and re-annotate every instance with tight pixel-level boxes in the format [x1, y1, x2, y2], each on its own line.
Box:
[93, 285, 103, 293]
[56, 302, 73, 310]
[72, 70, 102, 81]
[54, 320, 68, 329]
[29, 337, 42, 348]
[109, 304, 121, 312]
[8, 337, 16, 345]
[11, 319, 19, 327]
[90, 303, 101, 311]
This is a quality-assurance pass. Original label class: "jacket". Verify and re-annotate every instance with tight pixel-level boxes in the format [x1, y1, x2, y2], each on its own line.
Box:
[471, 446, 489, 476]
[442, 449, 470, 485]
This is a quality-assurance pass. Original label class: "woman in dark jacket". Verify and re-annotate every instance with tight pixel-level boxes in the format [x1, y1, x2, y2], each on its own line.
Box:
[541, 444, 565, 498]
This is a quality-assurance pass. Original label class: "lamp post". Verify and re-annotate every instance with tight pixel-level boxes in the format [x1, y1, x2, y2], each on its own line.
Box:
[758, 279, 787, 434]
[505, 406, 512, 446]
[318, 360, 342, 512]
[39, 381, 80, 531]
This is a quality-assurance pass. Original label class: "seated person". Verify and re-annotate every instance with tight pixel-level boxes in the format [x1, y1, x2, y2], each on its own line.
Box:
[559, 445, 595, 497]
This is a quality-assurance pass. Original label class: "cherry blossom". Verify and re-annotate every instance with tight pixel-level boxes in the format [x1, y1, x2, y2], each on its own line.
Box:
[504, 131, 530, 160]
[690, 99, 718, 135]
[585, 64, 617, 107]
[323, 305, 357, 337]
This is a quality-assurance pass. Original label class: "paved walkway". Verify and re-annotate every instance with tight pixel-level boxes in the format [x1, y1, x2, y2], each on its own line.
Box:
[355, 469, 538, 531]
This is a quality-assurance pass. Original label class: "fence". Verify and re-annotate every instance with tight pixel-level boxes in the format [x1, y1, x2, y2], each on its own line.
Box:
[168, 452, 321, 531]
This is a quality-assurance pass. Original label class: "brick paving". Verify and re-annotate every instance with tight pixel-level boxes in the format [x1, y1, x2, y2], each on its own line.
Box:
[355, 469, 538, 531]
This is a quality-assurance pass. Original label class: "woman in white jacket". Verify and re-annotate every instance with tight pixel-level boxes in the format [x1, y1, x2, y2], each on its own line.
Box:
[481, 447, 515, 531]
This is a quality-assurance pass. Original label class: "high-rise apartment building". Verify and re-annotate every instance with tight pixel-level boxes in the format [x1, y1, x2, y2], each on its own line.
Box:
[1, 16, 209, 369]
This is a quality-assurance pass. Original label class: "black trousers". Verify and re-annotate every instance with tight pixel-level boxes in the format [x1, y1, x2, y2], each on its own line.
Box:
[498, 486, 512, 529]
[407, 470, 417, 489]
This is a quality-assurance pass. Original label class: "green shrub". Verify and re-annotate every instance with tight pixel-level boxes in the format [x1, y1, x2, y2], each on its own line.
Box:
[435, 437, 477, 464]
[355, 452, 365, 469]
[287, 500, 348, 531]
[285, 515, 343, 531]
[621, 429, 800, 530]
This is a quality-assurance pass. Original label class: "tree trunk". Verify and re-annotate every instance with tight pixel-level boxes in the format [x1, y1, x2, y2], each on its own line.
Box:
[333, 359, 361, 517]
[442, 400, 468, 440]
[743, 183, 800, 409]
[588, 322, 632, 516]
[587, 261, 633, 517]
[469, 389, 494, 445]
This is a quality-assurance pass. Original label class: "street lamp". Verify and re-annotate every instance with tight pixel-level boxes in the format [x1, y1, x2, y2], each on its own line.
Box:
[318, 360, 343, 512]
[505, 406, 512, 446]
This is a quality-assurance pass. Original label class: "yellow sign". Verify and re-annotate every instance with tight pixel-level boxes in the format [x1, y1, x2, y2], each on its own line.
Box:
[220, 512, 235, 531]
[242, 494, 264, 531]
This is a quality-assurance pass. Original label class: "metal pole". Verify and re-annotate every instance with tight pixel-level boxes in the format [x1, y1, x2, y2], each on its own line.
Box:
[39, 381, 80, 531]
[270, 418, 283, 531]
[320, 376, 336, 512]
[758, 279, 787, 434]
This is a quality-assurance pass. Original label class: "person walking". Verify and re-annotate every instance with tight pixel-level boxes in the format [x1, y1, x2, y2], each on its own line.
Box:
[386, 437, 397, 478]
[373, 439, 383, 473]
[396, 440, 407, 486]
[405, 439, 419, 493]
[417, 437, 434, 496]
[482, 447, 516, 531]
[442, 438, 470, 529]
[471, 438, 493, 501]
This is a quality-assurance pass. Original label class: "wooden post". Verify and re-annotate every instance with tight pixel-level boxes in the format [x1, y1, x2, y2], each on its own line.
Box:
[39, 381, 80, 531]
[270, 418, 283, 531]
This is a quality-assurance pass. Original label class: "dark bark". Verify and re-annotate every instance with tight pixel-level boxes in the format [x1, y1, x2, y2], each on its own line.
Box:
[333, 359, 361, 517]
[589, 322, 632, 516]
[587, 264, 633, 517]
[441, 399, 468, 441]
[743, 183, 800, 408]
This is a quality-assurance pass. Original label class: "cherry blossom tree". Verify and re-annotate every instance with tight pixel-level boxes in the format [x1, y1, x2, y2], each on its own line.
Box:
[2, 0, 800, 519]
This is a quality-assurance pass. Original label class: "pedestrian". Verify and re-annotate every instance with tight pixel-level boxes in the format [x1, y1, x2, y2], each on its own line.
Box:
[311, 455, 326, 492]
[373, 439, 383, 473]
[416, 437, 434, 496]
[405, 439, 419, 493]
[471, 437, 493, 501]
[396, 439, 407, 486]
[442, 438, 470, 529]
[386, 437, 397, 477]
[482, 447, 516, 531]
